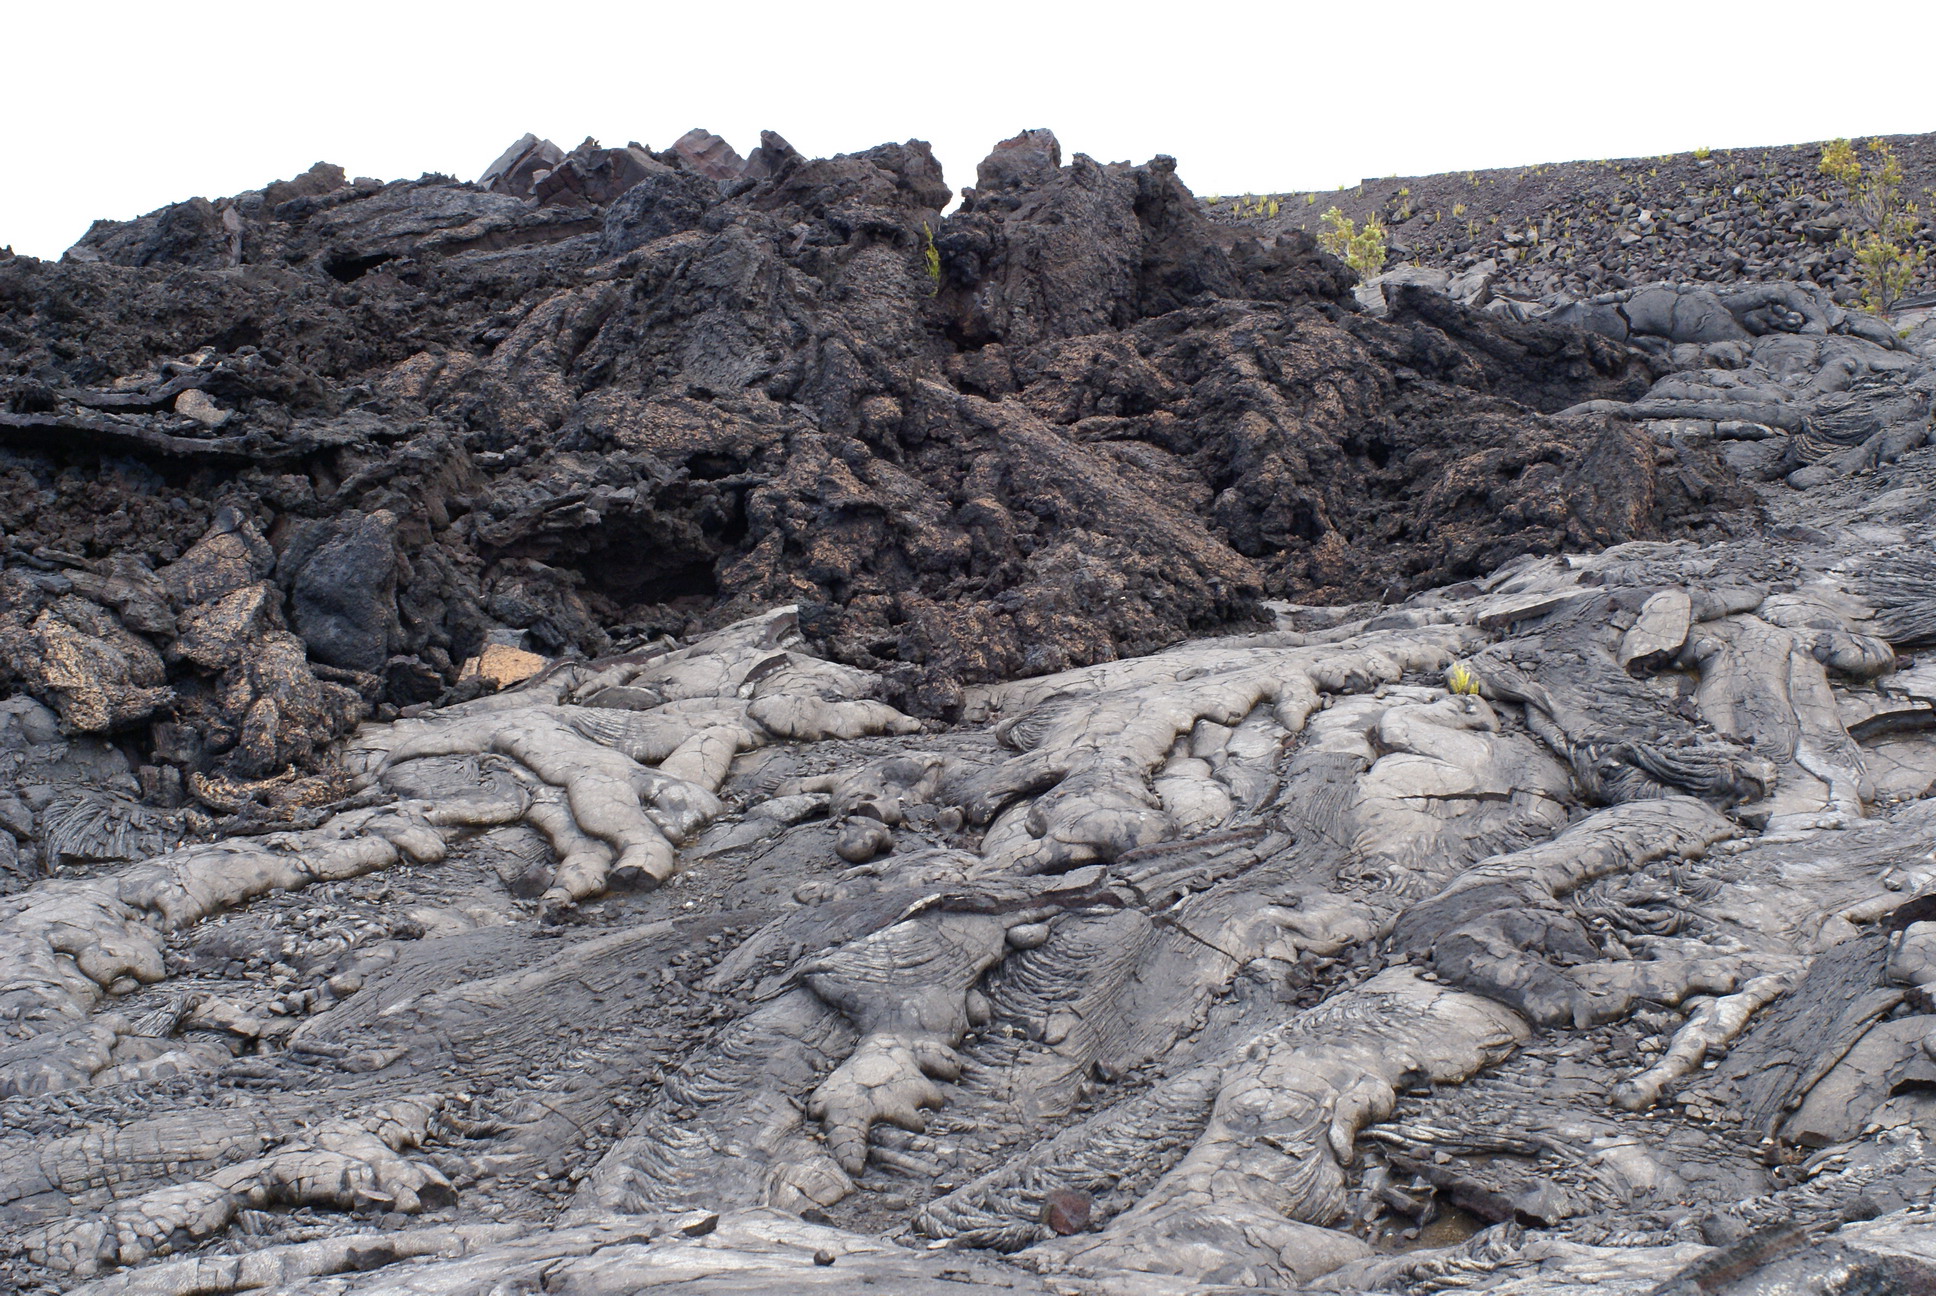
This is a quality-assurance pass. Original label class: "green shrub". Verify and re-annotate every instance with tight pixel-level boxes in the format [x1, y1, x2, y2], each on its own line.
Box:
[1819, 138, 1861, 188]
[1317, 207, 1388, 278]
[1819, 138, 1927, 314]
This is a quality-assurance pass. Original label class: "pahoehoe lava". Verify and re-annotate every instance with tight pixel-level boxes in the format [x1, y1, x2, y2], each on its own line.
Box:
[1, 126, 1935, 1294]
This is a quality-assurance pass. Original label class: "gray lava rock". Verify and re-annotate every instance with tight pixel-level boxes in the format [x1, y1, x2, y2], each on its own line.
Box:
[600, 170, 717, 256]
[281, 510, 401, 675]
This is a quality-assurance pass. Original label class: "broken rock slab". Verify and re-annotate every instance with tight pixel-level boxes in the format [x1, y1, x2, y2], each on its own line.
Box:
[457, 645, 548, 689]
[670, 127, 746, 182]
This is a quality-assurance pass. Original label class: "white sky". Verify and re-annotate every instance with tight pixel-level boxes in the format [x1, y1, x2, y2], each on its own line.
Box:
[3, 0, 1932, 260]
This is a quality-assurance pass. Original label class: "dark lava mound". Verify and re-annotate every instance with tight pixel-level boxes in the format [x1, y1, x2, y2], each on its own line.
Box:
[0, 128, 1748, 798]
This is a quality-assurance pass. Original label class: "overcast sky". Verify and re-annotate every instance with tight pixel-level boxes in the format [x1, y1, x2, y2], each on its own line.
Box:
[4, 0, 1932, 260]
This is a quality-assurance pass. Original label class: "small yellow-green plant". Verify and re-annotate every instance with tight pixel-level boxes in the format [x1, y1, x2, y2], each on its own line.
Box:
[1693, 144, 1712, 161]
[1819, 138, 1861, 187]
[1452, 202, 1467, 217]
[1317, 206, 1388, 278]
[1818, 137, 1926, 314]
[1304, 193, 1317, 206]
[922, 222, 941, 292]
[1222, 194, 1284, 219]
